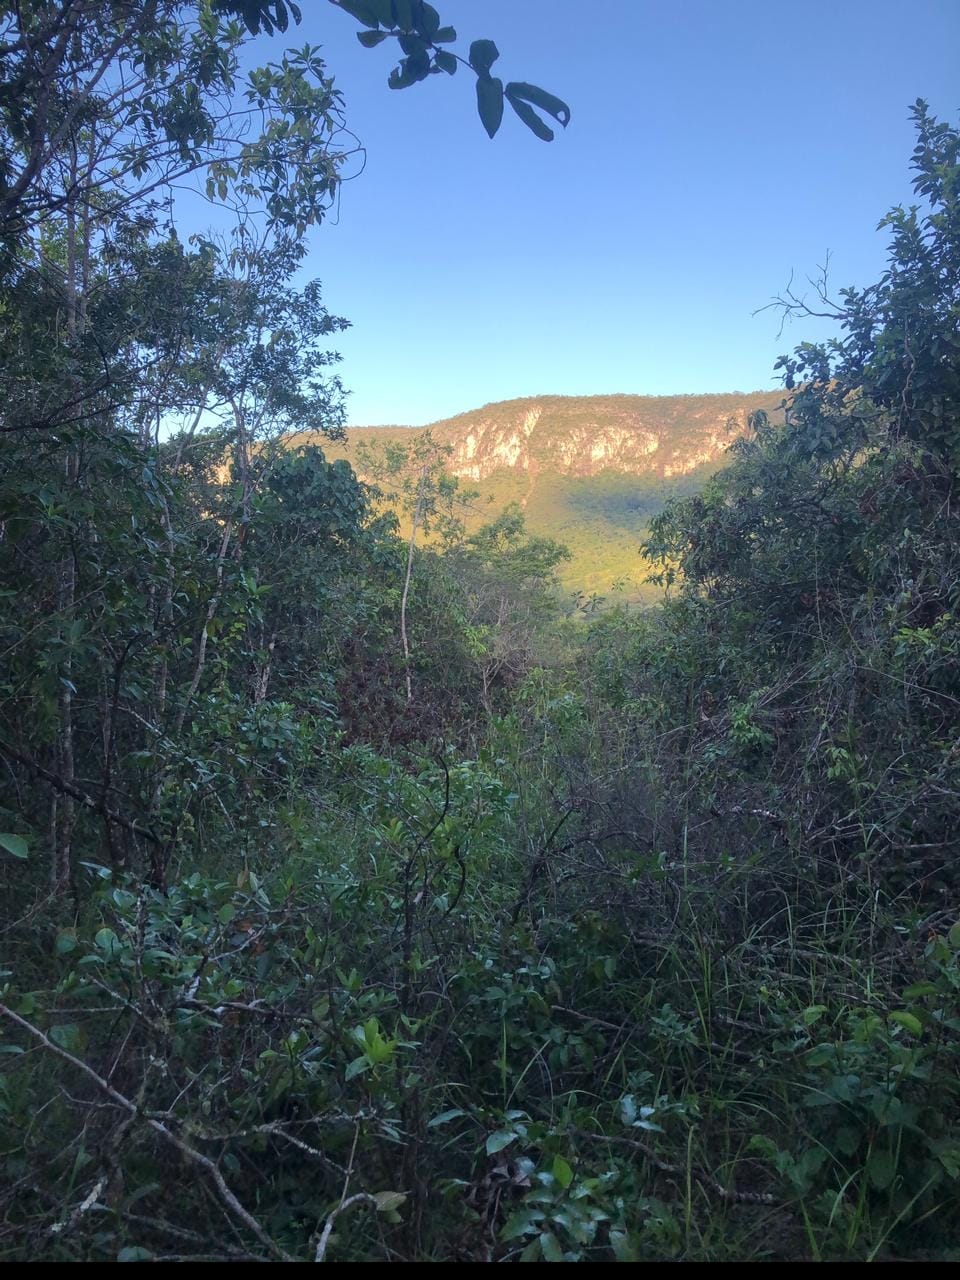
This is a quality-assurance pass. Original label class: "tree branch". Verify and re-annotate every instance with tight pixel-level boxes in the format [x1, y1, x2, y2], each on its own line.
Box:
[0, 1000, 291, 1260]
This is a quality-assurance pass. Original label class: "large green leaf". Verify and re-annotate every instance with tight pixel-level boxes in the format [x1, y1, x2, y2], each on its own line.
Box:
[485, 1128, 516, 1155]
[889, 1009, 923, 1036]
[0, 832, 28, 860]
[552, 1154, 574, 1189]
[373, 1190, 407, 1212]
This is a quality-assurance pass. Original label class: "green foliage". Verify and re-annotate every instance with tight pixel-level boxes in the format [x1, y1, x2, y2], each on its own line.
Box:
[1, 3, 959, 1259]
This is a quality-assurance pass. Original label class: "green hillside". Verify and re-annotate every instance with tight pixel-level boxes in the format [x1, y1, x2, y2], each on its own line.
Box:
[295, 391, 786, 600]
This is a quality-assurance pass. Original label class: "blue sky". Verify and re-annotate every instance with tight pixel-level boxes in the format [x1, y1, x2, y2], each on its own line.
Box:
[287, 1, 959, 426]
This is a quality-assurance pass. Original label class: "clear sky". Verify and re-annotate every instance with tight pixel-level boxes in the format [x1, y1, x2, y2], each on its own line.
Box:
[286, 1, 959, 426]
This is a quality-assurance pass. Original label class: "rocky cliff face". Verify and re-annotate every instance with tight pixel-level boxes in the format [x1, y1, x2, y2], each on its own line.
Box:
[444, 402, 745, 482]
[323, 392, 784, 486]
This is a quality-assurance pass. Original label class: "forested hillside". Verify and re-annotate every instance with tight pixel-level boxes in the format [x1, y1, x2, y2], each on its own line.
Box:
[1, 1, 960, 1265]
[303, 390, 786, 599]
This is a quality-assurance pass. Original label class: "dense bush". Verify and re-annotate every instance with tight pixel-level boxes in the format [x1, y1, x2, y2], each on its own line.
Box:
[0, 1, 958, 1259]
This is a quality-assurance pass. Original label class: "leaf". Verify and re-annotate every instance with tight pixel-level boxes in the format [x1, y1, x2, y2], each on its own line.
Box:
[505, 81, 571, 142]
[118, 1247, 155, 1262]
[345, 1055, 370, 1080]
[540, 1231, 564, 1262]
[79, 861, 112, 879]
[805, 1043, 835, 1067]
[336, 0, 381, 27]
[389, 55, 428, 90]
[417, 2, 441, 38]
[486, 1129, 516, 1155]
[632, 1105, 664, 1133]
[948, 920, 960, 950]
[469, 39, 499, 75]
[0, 832, 28, 860]
[835, 1125, 862, 1157]
[123, 1182, 162, 1209]
[373, 1190, 407, 1212]
[501, 1207, 545, 1240]
[506, 94, 554, 142]
[50, 1023, 82, 1052]
[503, 81, 571, 128]
[434, 25, 456, 43]
[889, 1010, 922, 1036]
[427, 1108, 467, 1127]
[610, 1230, 639, 1262]
[357, 29, 389, 47]
[94, 927, 122, 955]
[902, 982, 938, 999]
[399, 32, 427, 56]
[802, 1004, 828, 1025]
[392, 0, 414, 30]
[747, 1134, 778, 1157]
[434, 50, 457, 76]
[552, 1154, 574, 1189]
[867, 1147, 896, 1191]
[476, 76, 504, 139]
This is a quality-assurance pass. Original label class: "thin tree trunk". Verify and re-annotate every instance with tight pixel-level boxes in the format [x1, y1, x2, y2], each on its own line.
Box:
[174, 519, 234, 737]
[400, 467, 428, 704]
[154, 377, 222, 729]
[54, 129, 81, 892]
[254, 631, 276, 705]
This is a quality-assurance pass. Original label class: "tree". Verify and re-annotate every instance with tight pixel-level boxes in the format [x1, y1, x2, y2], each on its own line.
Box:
[356, 429, 472, 702]
[643, 101, 960, 892]
[0, 2, 347, 246]
[0, 0, 572, 894]
[447, 504, 570, 715]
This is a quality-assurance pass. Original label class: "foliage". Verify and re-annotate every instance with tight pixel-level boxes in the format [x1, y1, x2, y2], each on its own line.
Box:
[328, 0, 570, 141]
[0, 0, 958, 1258]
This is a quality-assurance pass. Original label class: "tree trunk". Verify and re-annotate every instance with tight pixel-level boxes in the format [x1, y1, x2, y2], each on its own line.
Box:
[400, 466, 429, 703]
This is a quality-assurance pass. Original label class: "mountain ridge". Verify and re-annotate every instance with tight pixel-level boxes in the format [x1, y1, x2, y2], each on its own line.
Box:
[294, 391, 786, 599]
[327, 389, 785, 477]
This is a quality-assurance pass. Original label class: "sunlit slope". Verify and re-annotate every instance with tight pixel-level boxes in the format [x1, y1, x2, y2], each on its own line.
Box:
[294, 392, 785, 599]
